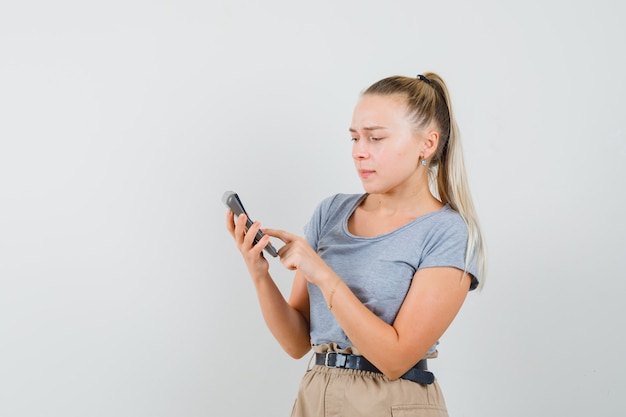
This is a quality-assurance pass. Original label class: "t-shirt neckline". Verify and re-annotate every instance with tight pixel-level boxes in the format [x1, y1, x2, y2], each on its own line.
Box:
[343, 193, 450, 240]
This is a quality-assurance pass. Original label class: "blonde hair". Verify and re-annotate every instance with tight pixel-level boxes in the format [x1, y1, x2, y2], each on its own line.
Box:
[364, 73, 487, 288]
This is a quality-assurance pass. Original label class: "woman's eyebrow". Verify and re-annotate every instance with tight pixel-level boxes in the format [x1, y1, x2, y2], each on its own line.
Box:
[348, 126, 387, 132]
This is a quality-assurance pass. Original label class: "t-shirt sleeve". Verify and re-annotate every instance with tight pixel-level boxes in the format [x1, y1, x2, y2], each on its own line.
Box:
[419, 214, 480, 290]
[304, 194, 339, 251]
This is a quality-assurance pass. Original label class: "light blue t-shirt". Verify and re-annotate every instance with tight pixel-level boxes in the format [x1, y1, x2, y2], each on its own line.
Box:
[304, 193, 479, 354]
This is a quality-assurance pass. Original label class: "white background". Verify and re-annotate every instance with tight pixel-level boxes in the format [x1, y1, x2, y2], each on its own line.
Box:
[1, 1, 625, 416]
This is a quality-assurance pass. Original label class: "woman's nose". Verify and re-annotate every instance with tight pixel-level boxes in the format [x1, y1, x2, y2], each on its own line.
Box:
[352, 141, 369, 159]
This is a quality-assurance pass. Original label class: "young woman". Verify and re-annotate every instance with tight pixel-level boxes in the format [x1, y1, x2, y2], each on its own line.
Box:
[226, 72, 487, 417]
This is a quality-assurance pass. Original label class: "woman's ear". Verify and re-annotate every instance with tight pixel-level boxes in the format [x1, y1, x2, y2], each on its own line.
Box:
[422, 129, 440, 159]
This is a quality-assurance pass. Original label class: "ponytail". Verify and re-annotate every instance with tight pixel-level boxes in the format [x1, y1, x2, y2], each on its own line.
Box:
[364, 73, 487, 287]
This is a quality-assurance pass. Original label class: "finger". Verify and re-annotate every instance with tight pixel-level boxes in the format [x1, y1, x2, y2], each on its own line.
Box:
[243, 220, 263, 248]
[233, 213, 248, 240]
[225, 210, 235, 236]
[277, 244, 289, 258]
[254, 233, 272, 253]
[263, 228, 294, 243]
[247, 223, 272, 258]
[279, 252, 298, 271]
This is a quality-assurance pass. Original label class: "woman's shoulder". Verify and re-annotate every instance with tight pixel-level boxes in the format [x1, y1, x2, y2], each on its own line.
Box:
[305, 193, 364, 242]
[426, 204, 469, 236]
[307, 193, 364, 232]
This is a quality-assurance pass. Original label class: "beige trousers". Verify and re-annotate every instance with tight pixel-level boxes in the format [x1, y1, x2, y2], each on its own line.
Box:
[291, 344, 448, 417]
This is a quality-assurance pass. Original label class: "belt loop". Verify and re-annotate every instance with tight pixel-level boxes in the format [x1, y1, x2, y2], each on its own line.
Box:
[324, 351, 331, 367]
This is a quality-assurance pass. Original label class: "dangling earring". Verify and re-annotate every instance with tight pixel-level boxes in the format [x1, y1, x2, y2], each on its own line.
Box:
[421, 158, 428, 167]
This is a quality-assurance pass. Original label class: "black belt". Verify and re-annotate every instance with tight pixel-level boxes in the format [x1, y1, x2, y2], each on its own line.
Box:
[314, 352, 435, 385]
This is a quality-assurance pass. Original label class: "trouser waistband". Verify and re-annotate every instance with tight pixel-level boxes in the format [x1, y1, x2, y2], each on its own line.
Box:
[314, 352, 434, 384]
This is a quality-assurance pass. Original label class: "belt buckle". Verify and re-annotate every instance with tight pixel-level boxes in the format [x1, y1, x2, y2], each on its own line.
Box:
[325, 352, 347, 368]
[324, 352, 331, 367]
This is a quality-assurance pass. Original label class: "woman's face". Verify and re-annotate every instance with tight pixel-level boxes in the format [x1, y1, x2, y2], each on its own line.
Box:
[349, 94, 427, 195]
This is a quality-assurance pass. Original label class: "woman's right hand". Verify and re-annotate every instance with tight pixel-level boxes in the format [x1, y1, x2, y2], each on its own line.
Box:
[225, 210, 271, 279]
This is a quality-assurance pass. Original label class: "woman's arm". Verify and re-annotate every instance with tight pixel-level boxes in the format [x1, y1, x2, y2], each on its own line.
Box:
[323, 266, 470, 379]
[250, 270, 311, 359]
[226, 212, 311, 359]
[265, 227, 471, 379]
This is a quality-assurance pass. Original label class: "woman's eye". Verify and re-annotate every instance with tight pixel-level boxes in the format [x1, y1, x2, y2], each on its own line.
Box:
[350, 137, 358, 142]
[371, 137, 382, 141]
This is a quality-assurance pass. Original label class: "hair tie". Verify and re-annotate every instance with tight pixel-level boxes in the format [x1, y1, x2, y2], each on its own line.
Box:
[417, 74, 432, 84]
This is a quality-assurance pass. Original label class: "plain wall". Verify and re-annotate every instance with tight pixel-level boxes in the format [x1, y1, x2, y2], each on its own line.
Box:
[1, 1, 625, 416]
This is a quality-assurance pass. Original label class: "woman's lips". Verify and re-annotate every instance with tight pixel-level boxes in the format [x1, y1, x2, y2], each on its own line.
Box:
[358, 169, 375, 179]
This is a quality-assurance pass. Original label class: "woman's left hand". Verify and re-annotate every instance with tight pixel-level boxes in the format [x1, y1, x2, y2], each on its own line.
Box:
[262, 228, 333, 287]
